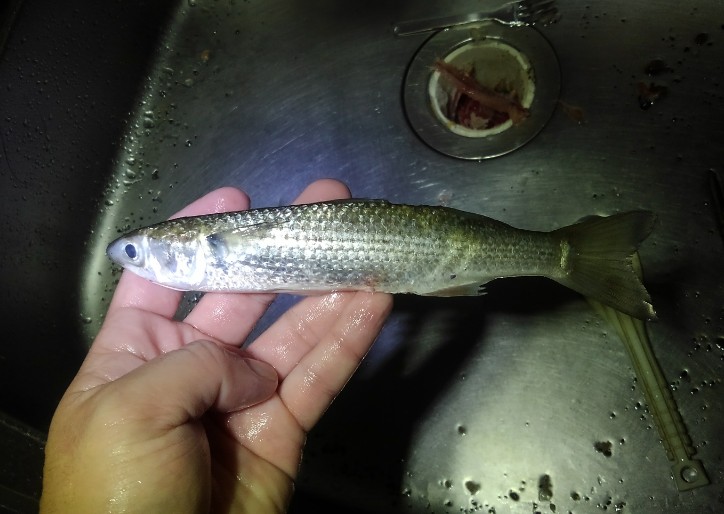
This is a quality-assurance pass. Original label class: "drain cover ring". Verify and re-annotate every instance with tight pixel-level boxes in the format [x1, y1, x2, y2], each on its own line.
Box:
[403, 21, 560, 160]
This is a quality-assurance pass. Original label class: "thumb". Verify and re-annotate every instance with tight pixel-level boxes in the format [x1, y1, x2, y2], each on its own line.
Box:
[112, 340, 278, 423]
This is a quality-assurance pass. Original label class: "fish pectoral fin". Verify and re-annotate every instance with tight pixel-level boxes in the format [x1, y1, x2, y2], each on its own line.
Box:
[212, 219, 284, 244]
[204, 220, 285, 267]
[422, 283, 487, 297]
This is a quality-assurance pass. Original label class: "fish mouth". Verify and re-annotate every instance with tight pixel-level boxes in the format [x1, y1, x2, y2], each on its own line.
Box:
[106, 237, 126, 266]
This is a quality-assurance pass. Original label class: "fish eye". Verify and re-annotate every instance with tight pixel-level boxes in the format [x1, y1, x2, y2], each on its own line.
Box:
[124, 243, 138, 260]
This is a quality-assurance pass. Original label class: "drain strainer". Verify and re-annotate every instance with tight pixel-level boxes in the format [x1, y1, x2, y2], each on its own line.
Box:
[403, 21, 560, 160]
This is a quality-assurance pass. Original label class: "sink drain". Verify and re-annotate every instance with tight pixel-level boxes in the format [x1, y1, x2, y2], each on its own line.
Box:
[429, 39, 535, 137]
[403, 21, 560, 160]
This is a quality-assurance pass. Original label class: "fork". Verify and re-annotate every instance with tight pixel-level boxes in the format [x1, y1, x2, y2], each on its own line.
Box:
[393, 0, 559, 36]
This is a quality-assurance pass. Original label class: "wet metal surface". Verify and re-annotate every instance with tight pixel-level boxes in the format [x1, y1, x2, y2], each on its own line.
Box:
[1, 0, 724, 512]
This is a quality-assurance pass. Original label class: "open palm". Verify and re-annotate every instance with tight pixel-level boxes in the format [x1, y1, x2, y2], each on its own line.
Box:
[41, 180, 392, 513]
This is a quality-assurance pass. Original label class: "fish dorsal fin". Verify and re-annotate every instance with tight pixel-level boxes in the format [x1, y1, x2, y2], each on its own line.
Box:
[314, 198, 391, 206]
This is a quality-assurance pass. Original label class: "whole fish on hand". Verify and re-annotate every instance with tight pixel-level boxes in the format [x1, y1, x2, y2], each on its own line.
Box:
[107, 200, 657, 320]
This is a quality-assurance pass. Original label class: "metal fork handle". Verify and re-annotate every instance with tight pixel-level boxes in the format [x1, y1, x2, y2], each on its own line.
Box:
[393, 3, 518, 37]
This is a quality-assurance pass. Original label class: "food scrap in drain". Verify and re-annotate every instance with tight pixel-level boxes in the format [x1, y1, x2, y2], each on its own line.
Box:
[558, 100, 586, 123]
[433, 59, 530, 129]
[637, 81, 668, 110]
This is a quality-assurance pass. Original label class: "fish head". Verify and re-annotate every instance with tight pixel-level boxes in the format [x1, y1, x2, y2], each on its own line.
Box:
[106, 228, 207, 290]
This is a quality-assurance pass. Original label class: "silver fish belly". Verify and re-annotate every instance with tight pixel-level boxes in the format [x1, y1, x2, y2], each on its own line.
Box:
[107, 200, 656, 319]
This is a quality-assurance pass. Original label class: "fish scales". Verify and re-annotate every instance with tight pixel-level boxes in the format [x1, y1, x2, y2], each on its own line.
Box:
[107, 200, 657, 319]
[144, 201, 559, 294]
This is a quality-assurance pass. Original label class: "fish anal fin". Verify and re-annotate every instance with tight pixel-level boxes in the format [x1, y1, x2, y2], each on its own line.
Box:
[423, 283, 487, 297]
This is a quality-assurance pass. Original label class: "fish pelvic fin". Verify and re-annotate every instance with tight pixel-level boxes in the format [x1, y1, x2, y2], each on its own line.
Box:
[552, 211, 657, 320]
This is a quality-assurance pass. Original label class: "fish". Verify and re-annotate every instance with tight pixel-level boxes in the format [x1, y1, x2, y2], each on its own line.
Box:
[107, 200, 657, 319]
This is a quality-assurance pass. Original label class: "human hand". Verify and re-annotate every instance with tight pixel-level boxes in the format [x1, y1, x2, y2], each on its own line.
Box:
[40, 179, 393, 513]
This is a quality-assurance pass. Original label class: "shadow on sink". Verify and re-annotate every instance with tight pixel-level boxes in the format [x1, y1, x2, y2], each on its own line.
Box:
[0, 0, 178, 429]
[0, 1, 177, 509]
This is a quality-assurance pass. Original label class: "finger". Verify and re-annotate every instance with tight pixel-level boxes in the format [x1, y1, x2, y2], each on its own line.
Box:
[108, 340, 278, 425]
[183, 179, 352, 345]
[292, 178, 351, 205]
[244, 292, 356, 373]
[108, 188, 250, 318]
[250, 291, 392, 430]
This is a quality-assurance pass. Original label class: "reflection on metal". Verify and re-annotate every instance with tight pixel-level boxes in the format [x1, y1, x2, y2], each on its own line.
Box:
[587, 255, 709, 492]
[403, 21, 560, 160]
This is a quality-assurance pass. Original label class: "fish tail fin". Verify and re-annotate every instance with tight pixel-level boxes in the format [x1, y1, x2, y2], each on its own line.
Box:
[551, 211, 657, 320]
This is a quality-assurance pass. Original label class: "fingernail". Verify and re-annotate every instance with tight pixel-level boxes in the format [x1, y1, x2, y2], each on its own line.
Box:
[245, 359, 278, 382]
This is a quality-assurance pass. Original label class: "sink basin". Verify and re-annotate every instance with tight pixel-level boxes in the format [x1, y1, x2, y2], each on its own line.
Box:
[2, 0, 723, 512]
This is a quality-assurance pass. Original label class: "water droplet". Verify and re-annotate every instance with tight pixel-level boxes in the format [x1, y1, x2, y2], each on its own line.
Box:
[464, 480, 481, 495]
[638, 82, 668, 110]
[644, 59, 672, 76]
[538, 474, 553, 501]
[594, 441, 613, 457]
[437, 189, 453, 205]
[694, 33, 709, 45]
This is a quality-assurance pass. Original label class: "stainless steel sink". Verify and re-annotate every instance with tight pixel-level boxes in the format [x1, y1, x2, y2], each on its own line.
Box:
[2, 0, 723, 512]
